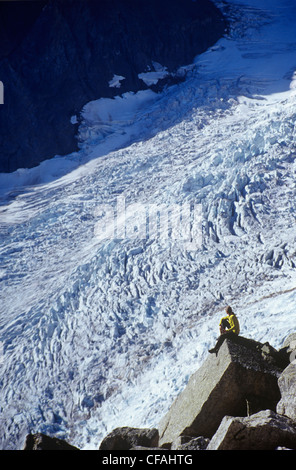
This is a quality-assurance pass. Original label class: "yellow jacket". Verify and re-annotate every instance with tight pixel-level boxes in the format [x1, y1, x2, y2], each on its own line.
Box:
[220, 313, 240, 335]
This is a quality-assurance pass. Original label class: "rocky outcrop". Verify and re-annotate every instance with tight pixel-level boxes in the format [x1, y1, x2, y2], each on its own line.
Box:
[158, 335, 284, 447]
[277, 363, 296, 420]
[99, 427, 159, 450]
[277, 333, 296, 421]
[171, 435, 210, 450]
[278, 332, 296, 365]
[22, 332, 296, 451]
[207, 410, 296, 450]
[0, 0, 227, 172]
[23, 432, 79, 450]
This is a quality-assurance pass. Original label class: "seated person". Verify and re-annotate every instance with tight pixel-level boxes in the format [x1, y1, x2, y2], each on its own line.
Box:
[209, 306, 240, 354]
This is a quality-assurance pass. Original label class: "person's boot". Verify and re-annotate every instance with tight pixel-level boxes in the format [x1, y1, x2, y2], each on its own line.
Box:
[208, 347, 217, 354]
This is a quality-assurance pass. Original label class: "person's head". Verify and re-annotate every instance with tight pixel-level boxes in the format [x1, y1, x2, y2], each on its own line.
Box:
[225, 306, 233, 315]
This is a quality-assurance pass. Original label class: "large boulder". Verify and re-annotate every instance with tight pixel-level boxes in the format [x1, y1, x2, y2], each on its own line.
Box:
[207, 409, 296, 450]
[99, 427, 159, 450]
[277, 363, 296, 421]
[278, 332, 296, 364]
[23, 433, 79, 450]
[171, 435, 210, 450]
[276, 332, 296, 420]
[158, 336, 285, 447]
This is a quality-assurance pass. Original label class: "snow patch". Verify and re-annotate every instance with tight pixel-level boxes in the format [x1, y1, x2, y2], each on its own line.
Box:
[108, 74, 126, 89]
[138, 62, 169, 86]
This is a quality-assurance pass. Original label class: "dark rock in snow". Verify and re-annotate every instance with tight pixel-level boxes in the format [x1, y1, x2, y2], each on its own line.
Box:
[0, 0, 227, 172]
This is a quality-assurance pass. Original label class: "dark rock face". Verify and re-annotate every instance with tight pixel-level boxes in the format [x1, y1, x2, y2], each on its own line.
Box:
[0, 0, 227, 172]
[23, 432, 79, 450]
[171, 435, 210, 450]
[99, 426, 159, 450]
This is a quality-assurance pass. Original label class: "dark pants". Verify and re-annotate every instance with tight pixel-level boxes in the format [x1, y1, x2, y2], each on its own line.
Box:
[209, 331, 238, 354]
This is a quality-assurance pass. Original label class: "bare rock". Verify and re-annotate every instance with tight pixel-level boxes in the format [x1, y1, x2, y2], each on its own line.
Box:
[277, 362, 296, 420]
[23, 433, 79, 450]
[278, 332, 296, 365]
[131, 446, 165, 450]
[207, 409, 296, 450]
[276, 332, 296, 420]
[99, 427, 159, 450]
[280, 332, 296, 353]
[171, 435, 209, 450]
[158, 336, 284, 447]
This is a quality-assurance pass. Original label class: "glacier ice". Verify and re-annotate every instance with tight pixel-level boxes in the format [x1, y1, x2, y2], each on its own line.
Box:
[0, 0, 296, 450]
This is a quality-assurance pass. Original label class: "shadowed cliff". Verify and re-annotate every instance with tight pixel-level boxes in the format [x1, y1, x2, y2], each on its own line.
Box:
[0, 0, 227, 172]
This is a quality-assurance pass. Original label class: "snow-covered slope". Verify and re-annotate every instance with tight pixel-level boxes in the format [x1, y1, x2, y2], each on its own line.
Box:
[1, 0, 296, 450]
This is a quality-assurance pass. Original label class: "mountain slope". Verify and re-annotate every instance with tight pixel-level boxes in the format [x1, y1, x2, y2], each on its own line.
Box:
[0, 0, 296, 450]
[0, 0, 226, 172]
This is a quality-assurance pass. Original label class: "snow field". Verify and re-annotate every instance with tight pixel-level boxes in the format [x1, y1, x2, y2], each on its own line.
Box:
[0, 0, 296, 450]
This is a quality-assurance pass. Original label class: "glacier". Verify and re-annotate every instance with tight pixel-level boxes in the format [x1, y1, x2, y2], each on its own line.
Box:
[1, 0, 296, 450]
